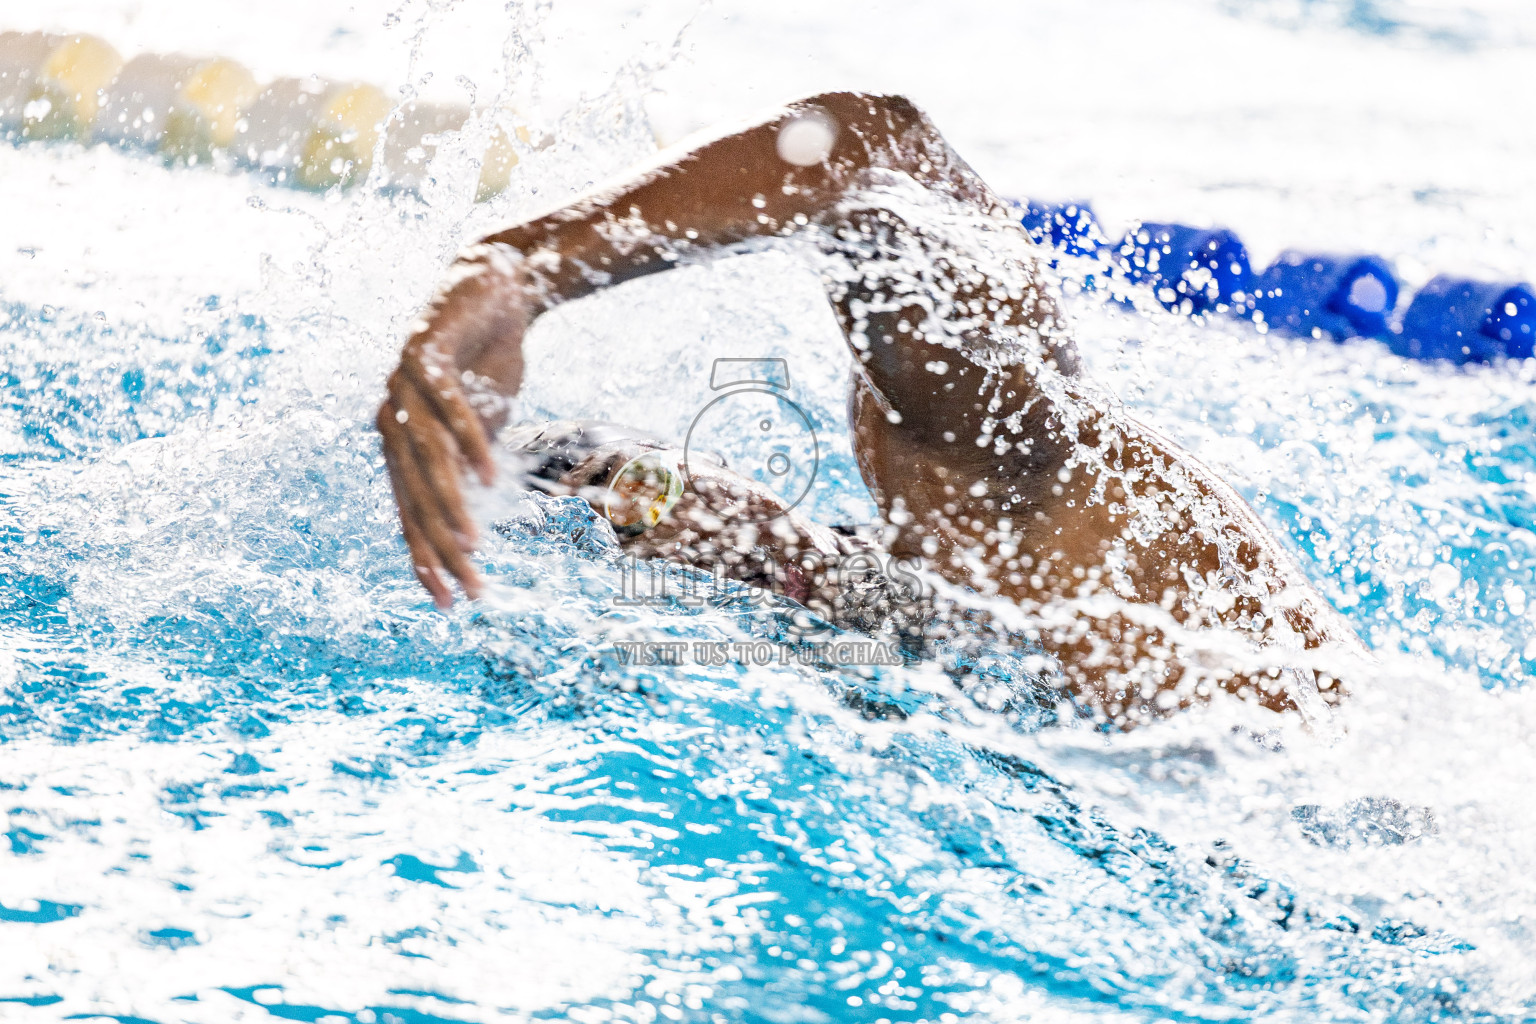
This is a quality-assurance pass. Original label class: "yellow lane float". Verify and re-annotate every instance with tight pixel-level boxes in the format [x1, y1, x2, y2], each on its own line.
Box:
[94, 51, 259, 162]
[0, 28, 527, 199]
[0, 31, 123, 140]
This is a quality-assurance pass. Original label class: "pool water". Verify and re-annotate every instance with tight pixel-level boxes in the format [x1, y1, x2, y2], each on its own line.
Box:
[3, 1, 1536, 1020]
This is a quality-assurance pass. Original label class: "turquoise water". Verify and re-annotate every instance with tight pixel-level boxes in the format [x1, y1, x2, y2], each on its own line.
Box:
[4, 245, 1536, 1021]
[4, 1, 1536, 1020]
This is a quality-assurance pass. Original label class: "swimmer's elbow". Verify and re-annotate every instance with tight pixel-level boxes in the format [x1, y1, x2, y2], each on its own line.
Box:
[795, 91, 934, 143]
[788, 91, 973, 193]
[798, 90, 923, 116]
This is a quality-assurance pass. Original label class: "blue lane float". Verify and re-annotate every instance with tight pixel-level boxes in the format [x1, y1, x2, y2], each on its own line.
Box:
[1019, 200, 1107, 257]
[1391, 277, 1536, 363]
[1110, 222, 1253, 316]
[1251, 252, 1398, 341]
[1018, 198, 1535, 363]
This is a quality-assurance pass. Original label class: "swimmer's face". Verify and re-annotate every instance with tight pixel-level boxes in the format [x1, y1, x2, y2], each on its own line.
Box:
[561, 441, 813, 564]
[597, 455, 776, 541]
[561, 440, 850, 612]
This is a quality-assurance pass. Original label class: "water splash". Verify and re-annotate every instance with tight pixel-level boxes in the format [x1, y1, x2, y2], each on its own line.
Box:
[2, 3, 1536, 1022]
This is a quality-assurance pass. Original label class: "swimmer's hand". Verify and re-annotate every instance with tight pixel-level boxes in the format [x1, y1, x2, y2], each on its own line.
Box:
[376, 255, 534, 608]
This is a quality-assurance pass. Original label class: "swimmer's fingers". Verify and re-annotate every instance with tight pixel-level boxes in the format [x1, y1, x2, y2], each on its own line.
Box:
[399, 332, 497, 487]
[379, 401, 453, 608]
[387, 371, 478, 547]
[377, 398, 482, 606]
[394, 477, 455, 609]
[393, 419, 484, 600]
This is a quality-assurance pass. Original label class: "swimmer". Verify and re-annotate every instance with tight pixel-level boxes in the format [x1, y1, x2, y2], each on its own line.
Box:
[376, 91, 1364, 726]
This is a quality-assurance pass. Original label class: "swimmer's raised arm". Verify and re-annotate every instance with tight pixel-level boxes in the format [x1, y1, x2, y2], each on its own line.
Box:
[377, 91, 1019, 605]
[479, 92, 995, 299]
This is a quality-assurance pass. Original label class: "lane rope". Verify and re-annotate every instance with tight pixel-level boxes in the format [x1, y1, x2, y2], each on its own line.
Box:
[1021, 200, 1535, 364]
